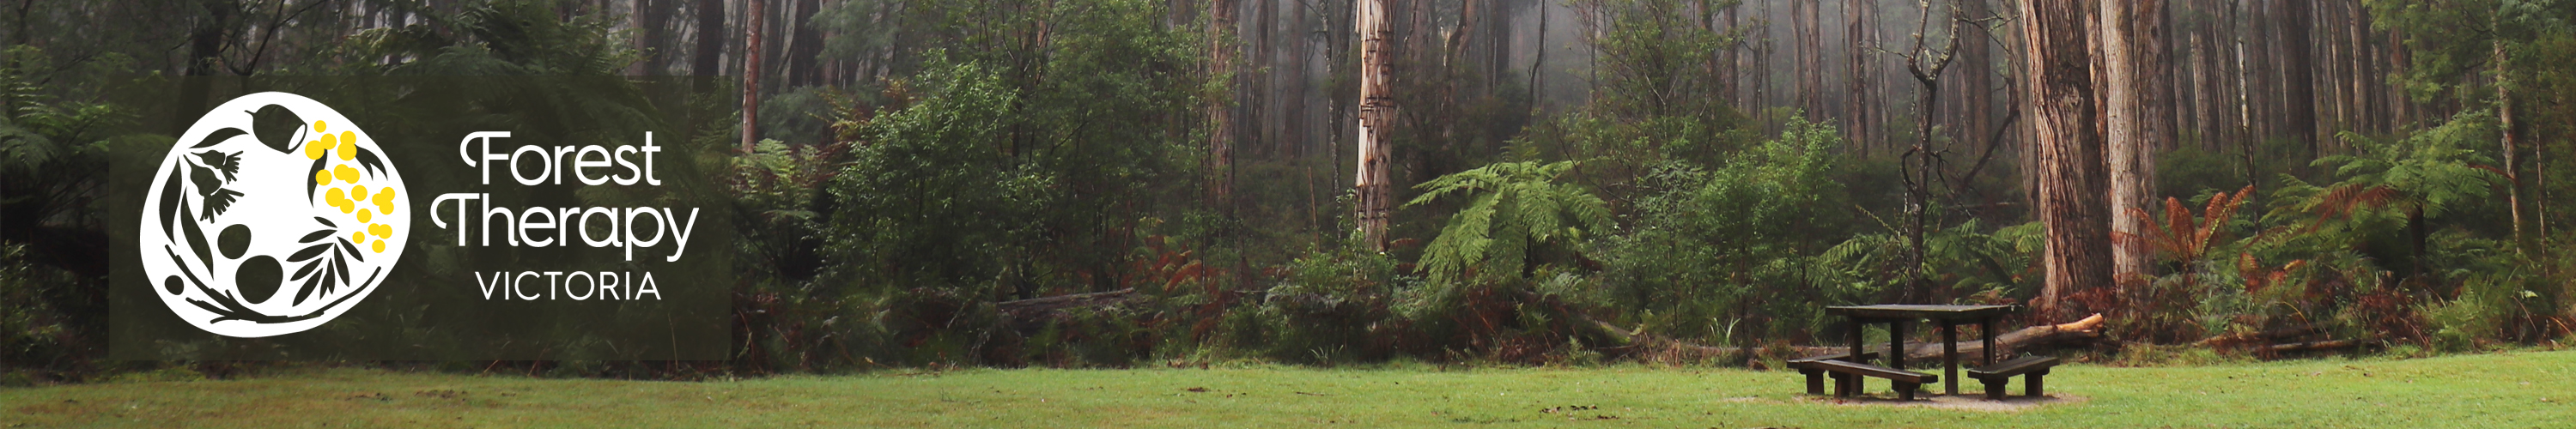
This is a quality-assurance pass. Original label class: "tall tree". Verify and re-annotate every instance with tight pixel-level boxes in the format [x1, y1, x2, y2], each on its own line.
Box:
[742, 0, 767, 153]
[2495, 27, 2526, 246]
[1210, 0, 1237, 210]
[1354, 0, 1394, 250]
[1893, 0, 1964, 299]
[2018, 0, 2111, 319]
[1844, 0, 1877, 153]
[691, 0, 726, 76]
[2101, 0, 2170, 289]
[1794, 0, 1824, 118]
[2275, 0, 2316, 151]
[785, 0, 823, 86]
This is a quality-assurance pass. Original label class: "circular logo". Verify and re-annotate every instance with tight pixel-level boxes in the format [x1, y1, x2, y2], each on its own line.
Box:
[141, 92, 408, 338]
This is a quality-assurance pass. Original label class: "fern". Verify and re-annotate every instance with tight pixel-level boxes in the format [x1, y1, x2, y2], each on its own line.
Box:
[1406, 160, 1613, 287]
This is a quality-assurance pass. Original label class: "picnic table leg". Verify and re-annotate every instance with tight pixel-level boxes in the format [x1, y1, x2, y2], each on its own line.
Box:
[1942, 321, 1959, 396]
[1848, 318, 1866, 395]
[1980, 317, 1996, 366]
[1888, 318, 1905, 370]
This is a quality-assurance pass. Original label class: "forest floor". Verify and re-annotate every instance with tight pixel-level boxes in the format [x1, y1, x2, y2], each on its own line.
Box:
[4, 350, 2573, 428]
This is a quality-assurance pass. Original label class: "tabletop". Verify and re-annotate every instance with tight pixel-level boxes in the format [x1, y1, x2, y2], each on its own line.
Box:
[1824, 304, 2017, 321]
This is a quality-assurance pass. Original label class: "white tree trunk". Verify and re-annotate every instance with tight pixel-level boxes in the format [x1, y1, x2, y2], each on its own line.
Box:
[1353, 0, 1394, 251]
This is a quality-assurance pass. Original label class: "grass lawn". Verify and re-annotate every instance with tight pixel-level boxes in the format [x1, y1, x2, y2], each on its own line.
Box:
[5, 350, 2573, 428]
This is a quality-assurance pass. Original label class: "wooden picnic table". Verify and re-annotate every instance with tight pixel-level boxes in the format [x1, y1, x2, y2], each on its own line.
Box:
[1825, 304, 2017, 396]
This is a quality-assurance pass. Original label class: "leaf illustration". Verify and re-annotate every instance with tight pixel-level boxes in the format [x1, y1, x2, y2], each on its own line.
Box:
[180, 211, 214, 270]
[306, 156, 328, 197]
[313, 216, 336, 228]
[354, 146, 389, 177]
[159, 165, 185, 236]
[247, 104, 305, 154]
[294, 267, 325, 305]
[298, 228, 335, 243]
[191, 150, 240, 182]
[288, 242, 332, 262]
[188, 127, 248, 149]
[292, 256, 323, 280]
[328, 245, 349, 293]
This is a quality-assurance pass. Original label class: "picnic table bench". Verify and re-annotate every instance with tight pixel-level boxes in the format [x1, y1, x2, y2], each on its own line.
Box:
[1792, 304, 2060, 401]
[1968, 355, 2061, 400]
[1787, 353, 1935, 400]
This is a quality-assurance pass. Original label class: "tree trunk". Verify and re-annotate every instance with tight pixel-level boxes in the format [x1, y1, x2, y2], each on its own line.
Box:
[1354, 0, 1395, 251]
[2496, 36, 2525, 248]
[1844, 0, 1875, 154]
[1956, 0, 1995, 162]
[632, 0, 676, 76]
[691, 0, 726, 76]
[2019, 0, 2112, 320]
[1795, 0, 1824, 120]
[2274, 0, 2315, 152]
[741, 0, 765, 153]
[2102, 0, 2168, 292]
[786, 0, 823, 87]
[1210, 0, 1237, 213]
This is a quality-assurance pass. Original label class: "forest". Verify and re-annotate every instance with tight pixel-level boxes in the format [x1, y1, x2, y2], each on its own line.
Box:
[3, 0, 2574, 381]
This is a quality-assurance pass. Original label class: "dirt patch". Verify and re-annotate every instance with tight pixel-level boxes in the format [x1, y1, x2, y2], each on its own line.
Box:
[1799, 393, 2087, 412]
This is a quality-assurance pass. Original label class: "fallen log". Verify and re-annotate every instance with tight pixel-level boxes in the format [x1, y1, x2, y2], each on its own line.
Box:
[1582, 312, 2107, 362]
[995, 288, 1137, 315]
[2257, 338, 2374, 354]
[2195, 325, 2323, 347]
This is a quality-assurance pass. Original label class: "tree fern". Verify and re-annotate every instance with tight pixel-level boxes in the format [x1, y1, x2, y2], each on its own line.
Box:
[1406, 160, 1613, 287]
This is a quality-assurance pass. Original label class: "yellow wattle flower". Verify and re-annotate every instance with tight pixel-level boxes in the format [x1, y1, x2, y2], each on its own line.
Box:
[374, 188, 398, 214]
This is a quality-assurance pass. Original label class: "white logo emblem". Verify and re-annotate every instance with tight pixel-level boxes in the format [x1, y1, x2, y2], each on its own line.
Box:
[141, 92, 408, 337]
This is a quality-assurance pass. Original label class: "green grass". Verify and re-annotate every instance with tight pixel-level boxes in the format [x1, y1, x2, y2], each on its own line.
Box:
[6, 350, 2573, 428]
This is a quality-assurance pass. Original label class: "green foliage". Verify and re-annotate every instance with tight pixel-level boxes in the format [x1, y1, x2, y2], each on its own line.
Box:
[826, 61, 1033, 297]
[1600, 116, 1864, 342]
[0, 51, 128, 379]
[1236, 244, 1413, 364]
[340, 0, 640, 76]
[813, 0, 1206, 366]
[2306, 112, 2506, 221]
[1406, 160, 1612, 287]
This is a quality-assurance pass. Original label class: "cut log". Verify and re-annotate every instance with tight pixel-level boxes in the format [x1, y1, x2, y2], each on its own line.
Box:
[2195, 325, 2323, 347]
[1884, 313, 2105, 360]
[1582, 312, 2107, 363]
[2257, 338, 2373, 354]
[995, 288, 1137, 315]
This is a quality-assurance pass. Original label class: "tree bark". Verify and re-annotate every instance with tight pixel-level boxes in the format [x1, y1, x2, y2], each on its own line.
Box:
[632, 0, 675, 76]
[2495, 36, 2525, 247]
[742, 0, 765, 153]
[1844, 0, 1876, 154]
[2102, 0, 2168, 291]
[786, 0, 823, 87]
[2019, 0, 2112, 320]
[2274, 0, 2315, 152]
[1210, 0, 1237, 213]
[691, 0, 726, 76]
[1794, 0, 1824, 120]
[1354, 0, 1394, 251]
